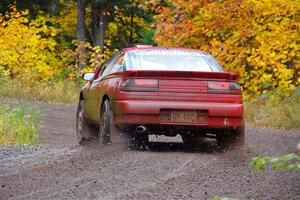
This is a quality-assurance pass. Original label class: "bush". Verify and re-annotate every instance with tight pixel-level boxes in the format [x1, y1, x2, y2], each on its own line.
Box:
[0, 4, 63, 84]
[153, 0, 300, 95]
[251, 154, 300, 175]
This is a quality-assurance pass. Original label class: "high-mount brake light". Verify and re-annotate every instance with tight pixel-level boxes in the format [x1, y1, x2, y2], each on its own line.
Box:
[120, 79, 158, 92]
[208, 81, 241, 94]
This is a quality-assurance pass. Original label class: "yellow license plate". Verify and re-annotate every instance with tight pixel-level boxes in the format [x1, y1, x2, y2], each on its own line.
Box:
[171, 111, 196, 123]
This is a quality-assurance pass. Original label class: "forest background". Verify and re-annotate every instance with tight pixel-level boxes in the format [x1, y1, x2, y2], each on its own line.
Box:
[0, 0, 299, 130]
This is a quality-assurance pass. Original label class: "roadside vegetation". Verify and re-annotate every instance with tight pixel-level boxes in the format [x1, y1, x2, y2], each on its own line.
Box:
[0, 101, 40, 145]
[0, 79, 79, 104]
[251, 153, 300, 175]
[245, 92, 300, 130]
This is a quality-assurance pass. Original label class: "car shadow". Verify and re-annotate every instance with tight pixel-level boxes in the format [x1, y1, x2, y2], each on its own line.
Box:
[79, 135, 230, 154]
[144, 139, 223, 154]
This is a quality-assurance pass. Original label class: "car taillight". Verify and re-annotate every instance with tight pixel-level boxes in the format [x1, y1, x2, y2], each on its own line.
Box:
[120, 79, 158, 92]
[208, 81, 241, 94]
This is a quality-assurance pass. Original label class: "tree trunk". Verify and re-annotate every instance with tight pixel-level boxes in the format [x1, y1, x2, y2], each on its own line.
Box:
[76, 0, 88, 77]
[77, 0, 88, 43]
[129, 4, 134, 47]
[92, 1, 109, 52]
[50, 0, 60, 16]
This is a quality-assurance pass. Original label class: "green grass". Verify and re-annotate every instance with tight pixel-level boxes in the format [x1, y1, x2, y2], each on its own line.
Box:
[0, 102, 40, 145]
[0, 79, 80, 104]
[245, 93, 300, 130]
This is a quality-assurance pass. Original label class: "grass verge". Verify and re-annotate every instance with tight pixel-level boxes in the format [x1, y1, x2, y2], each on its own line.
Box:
[245, 93, 300, 130]
[0, 101, 40, 145]
[0, 79, 79, 104]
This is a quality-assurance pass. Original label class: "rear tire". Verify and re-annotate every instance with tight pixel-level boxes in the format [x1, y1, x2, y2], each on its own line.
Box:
[217, 128, 245, 149]
[76, 100, 95, 144]
[99, 99, 126, 145]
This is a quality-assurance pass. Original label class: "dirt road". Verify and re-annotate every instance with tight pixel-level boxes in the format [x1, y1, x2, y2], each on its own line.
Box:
[0, 99, 299, 200]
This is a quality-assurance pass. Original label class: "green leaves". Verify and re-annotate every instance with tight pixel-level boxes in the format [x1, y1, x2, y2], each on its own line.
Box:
[251, 154, 300, 175]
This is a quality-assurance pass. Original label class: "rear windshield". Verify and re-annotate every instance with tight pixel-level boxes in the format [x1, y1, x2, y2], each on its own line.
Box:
[127, 49, 224, 72]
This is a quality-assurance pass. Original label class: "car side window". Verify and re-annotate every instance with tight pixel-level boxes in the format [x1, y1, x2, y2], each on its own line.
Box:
[110, 54, 126, 73]
[100, 63, 113, 78]
[94, 52, 120, 80]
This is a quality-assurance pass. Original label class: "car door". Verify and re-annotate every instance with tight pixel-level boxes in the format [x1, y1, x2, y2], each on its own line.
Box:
[85, 52, 121, 124]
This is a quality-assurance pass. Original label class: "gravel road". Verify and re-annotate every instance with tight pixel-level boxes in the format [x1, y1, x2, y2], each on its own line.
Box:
[0, 99, 299, 200]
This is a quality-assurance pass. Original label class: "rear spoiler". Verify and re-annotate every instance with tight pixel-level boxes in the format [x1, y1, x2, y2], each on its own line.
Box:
[123, 70, 240, 81]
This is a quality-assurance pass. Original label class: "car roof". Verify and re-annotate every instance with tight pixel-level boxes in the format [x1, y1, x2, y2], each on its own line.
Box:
[123, 46, 208, 55]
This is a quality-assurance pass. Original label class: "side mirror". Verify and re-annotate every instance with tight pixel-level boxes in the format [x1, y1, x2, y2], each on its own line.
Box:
[82, 72, 95, 81]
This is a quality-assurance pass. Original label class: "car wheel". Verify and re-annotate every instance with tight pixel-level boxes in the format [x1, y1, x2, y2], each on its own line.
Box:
[99, 99, 126, 145]
[217, 127, 245, 149]
[76, 100, 94, 144]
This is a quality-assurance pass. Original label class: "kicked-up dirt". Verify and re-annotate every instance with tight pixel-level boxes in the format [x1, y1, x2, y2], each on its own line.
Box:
[0, 98, 299, 200]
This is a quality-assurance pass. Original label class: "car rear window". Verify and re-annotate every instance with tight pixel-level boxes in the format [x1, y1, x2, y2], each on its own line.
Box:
[127, 49, 224, 72]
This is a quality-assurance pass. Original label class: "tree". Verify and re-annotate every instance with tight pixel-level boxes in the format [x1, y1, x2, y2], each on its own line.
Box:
[0, 5, 62, 83]
[76, 0, 88, 71]
[152, 0, 300, 95]
[91, 0, 111, 50]
[0, 0, 55, 16]
[50, 0, 60, 16]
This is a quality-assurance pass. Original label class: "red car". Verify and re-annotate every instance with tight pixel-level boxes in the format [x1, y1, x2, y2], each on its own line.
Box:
[76, 46, 244, 148]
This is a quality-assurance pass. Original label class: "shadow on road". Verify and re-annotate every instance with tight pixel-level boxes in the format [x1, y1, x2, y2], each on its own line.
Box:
[79, 136, 232, 154]
[145, 140, 223, 154]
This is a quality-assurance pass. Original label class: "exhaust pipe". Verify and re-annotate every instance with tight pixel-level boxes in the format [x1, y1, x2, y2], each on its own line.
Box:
[136, 126, 147, 133]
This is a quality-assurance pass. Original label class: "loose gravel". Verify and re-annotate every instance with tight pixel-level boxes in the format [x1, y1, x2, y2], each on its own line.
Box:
[0, 99, 299, 200]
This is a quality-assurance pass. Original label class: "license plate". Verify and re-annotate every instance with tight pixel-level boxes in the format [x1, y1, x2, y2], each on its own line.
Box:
[198, 115, 207, 123]
[171, 111, 196, 123]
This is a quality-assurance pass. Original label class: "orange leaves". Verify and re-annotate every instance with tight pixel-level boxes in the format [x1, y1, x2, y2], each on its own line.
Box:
[153, 0, 300, 95]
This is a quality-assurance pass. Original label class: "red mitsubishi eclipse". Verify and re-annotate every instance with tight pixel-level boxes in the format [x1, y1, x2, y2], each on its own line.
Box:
[76, 46, 244, 148]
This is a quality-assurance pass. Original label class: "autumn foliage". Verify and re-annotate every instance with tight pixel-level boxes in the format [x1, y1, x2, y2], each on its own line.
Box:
[0, 5, 62, 83]
[0, 1, 299, 96]
[0, 2, 150, 84]
[152, 0, 300, 95]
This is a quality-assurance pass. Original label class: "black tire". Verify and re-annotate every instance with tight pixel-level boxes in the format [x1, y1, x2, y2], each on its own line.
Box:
[76, 100, 95, 144]
[217, 127, 245, 149]
[99, 99, 126, 145]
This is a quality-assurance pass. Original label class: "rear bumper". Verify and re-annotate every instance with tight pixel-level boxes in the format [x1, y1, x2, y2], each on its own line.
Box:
[111, 100, 243, 128]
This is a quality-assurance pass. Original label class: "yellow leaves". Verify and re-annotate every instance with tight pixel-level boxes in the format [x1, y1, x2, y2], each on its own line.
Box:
[0, 66, 10, 80]
[73, 40, 118, 74]
[0, 5, 62, 84]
